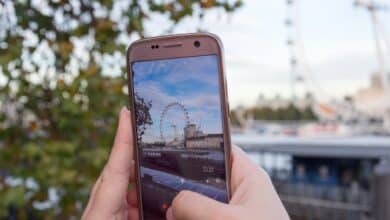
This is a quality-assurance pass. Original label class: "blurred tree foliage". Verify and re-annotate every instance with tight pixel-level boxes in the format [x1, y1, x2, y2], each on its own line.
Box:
[231, 104, 317, 126]
[0, 0, 242, 218]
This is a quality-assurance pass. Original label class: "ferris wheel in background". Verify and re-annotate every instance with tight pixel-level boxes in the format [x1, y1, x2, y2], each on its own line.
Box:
[285, 0, 314, 100]
[159, 102, 190, 142]
[284, 0, 390, 122]
[355, 0, 390, 92]
[285, 0, 335, 101]
[285, 0, 390, 98]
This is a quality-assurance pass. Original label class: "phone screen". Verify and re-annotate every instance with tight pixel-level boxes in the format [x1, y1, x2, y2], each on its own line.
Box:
[132, 55, 228, 219]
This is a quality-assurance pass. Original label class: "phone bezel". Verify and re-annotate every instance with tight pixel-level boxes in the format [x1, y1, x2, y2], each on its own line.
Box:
[126, 33, 232, 219]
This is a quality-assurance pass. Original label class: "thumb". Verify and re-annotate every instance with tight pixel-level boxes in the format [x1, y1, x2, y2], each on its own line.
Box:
[167, 190, 232, 220]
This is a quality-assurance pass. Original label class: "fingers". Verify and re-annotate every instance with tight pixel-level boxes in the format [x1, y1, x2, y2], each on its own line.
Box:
[82, 175, 103, 217]
[230, 146, 268, 194]
[167, 190, 232, 220]
[229, 147, 289, 219]
[108, 106, 135, 178]
[127, 206, 139, 220]
[127, 187, 138, 208]
[85, 107, 135, 218]
[127, 189, 139, 220]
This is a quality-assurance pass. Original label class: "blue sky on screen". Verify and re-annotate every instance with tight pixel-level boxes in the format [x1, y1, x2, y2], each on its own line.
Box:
[133, 55, 223, 142]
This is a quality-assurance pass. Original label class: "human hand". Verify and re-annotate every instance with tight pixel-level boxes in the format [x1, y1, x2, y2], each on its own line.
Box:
[82, 107, 289, 220]
[166, 146, 289, 220]
[82, 107, 138, 220]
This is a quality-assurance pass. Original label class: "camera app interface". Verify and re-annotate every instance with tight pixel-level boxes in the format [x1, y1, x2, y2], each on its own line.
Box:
[132, 55, 228, 219]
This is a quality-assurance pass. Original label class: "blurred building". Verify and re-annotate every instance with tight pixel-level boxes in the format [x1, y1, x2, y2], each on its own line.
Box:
[184, 134, 223, 148]
[309, 73, 390, 133]
[184, 124, 223, 149]
[354, 73, 390, 116]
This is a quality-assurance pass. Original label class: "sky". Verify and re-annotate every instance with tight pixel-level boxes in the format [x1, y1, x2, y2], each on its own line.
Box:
[144, 0, 390, 108]
[2, 0, 389, 109]
[133, 55, 223, 143]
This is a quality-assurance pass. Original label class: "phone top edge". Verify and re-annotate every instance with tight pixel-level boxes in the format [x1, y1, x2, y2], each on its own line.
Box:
[127, 32, 222, 46]
[126, 32, 223, 63]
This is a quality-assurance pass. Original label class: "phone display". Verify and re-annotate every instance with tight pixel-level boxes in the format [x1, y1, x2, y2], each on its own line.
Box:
[132, 55, 229, 219]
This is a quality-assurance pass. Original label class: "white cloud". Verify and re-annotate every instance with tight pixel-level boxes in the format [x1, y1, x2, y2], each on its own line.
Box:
[140, 0, 390, 108]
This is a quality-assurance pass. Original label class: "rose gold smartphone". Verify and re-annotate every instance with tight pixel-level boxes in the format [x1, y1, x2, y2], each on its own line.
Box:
[126, 33, 232, 220]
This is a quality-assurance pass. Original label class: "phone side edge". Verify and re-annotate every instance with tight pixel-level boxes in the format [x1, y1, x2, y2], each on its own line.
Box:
[126, 40, 145, 220]
[209, 34, 233, 202]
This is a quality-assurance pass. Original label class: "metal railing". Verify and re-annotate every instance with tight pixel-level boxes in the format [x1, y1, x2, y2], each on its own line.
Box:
[273, 181, 372, 220]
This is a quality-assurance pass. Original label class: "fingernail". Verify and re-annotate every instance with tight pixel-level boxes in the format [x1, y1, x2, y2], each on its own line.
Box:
[166, 207, 174, 220]
[121, 106, 130, 112]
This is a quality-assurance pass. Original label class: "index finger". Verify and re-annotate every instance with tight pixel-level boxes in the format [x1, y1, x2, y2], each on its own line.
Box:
[85, 107, 135, 218]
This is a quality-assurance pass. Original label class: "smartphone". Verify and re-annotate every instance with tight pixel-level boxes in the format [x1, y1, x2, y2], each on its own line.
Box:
[126, 33, 232, 220]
